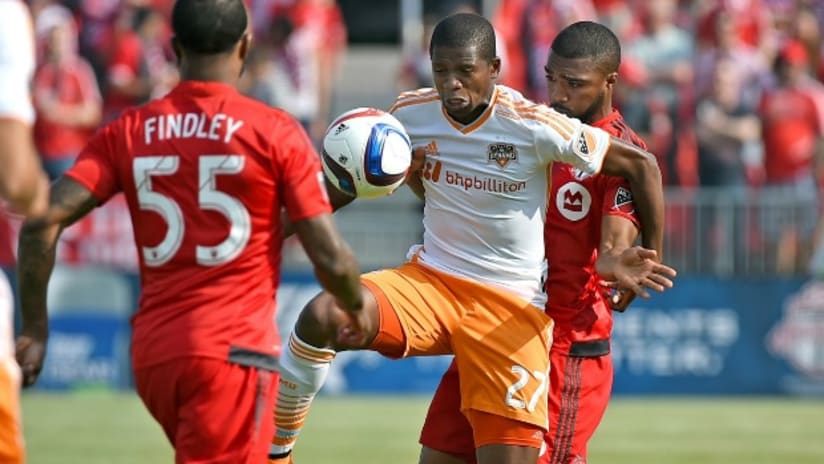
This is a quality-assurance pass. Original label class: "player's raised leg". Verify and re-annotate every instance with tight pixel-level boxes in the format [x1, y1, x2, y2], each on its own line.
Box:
[268, 286, 383, 463]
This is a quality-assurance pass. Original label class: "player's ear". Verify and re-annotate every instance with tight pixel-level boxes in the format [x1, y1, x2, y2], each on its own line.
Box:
[490, 56, 502, 80]
[606, 71, 618, 87]
[238, 32, 252, 62]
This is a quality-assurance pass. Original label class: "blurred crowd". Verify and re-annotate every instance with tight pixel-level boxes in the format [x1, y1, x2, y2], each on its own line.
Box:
[26, 0, 346, 182]
[12, 0, 824, 275]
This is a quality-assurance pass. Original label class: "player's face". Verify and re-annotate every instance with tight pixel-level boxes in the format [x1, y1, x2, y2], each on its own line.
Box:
[431, 45, 500, 123]
[545, 53, 615, 124]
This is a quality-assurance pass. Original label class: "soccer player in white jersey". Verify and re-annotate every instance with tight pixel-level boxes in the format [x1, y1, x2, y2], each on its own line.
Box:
[0, 0, 50, 461]
[269, 13, 668, 464]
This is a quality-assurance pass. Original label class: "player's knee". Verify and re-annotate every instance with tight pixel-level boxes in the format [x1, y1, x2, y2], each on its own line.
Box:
[294, 292, 340, 348]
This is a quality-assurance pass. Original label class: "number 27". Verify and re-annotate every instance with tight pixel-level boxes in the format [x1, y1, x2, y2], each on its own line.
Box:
[505, 365, 548, 412]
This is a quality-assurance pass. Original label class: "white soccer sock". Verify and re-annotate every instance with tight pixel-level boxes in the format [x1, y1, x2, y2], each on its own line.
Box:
[270, 333, 336, 457]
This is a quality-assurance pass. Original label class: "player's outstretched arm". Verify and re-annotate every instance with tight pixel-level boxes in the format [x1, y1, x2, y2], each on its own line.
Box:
[292, 214, 363, 314]
[599, 138, 664, 261]
[596, 215, 676, 311]
[16, 177, 99, 387]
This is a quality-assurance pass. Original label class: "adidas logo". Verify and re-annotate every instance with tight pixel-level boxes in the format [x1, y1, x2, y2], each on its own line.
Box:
[334, 123, 348, 135]
[423, 140, 439, 156]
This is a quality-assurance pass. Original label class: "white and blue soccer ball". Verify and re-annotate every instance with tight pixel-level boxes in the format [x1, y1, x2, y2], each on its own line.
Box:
[321, 107, 412, 199]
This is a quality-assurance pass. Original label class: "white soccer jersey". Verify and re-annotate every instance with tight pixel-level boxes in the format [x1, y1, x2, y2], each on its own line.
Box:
[390, 85, 611, 307]
[0, 0, 35, 124]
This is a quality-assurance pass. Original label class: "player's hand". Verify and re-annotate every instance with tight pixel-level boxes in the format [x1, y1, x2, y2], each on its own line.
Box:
[15, 332, 47, 387]
[409, 147, 426, 174]
[602, 247, 676, 300]
[603, 287, 637, 313]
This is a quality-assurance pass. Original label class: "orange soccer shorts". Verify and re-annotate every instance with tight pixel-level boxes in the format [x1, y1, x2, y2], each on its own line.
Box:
[0, 274, 23, 463]
[363, 261, 553, 435]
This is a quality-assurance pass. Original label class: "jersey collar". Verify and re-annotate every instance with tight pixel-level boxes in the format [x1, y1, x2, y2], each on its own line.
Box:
[591, 108, 621, 129]
[440, 86, 498, 135]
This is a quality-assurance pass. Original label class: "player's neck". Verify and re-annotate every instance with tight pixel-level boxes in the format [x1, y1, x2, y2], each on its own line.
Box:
[179, 58, 241, 87]
[587, 94, 614, 125]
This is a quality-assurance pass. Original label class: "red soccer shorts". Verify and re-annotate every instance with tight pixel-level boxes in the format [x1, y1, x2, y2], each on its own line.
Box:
[134, 357, 277, 464]
[420, 340, 612, 464]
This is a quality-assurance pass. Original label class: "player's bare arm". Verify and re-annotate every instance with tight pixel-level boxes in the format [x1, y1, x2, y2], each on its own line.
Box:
[596, 214, 676, 306]
[599, 138, 665, 261]
[0, 117, 50, 218]
[292, 213, 363, 313]
[16, 177, 98, 387]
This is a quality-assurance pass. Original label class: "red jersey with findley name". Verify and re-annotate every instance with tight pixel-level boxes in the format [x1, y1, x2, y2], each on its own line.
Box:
[65, 81, 332, 369]
[545, 109, 645, 343]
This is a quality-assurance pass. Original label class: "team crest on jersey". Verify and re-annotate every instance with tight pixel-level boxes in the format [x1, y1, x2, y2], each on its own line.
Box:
[556, 181, 591, 221]
[614, 186, 634, 214]
[487, 143, 518, 168]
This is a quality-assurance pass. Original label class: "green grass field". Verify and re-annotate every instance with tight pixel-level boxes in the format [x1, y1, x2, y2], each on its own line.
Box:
[21, 392, 824, 463]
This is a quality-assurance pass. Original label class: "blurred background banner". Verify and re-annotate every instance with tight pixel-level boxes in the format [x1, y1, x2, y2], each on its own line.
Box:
[34, 269, 816, 396]
[278, 274, 824, 396]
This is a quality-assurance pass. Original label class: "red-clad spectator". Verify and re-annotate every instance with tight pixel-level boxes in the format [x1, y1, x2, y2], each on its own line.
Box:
[32, 5, 102, 180]
[518, 0, 596, 101]
[267, 0, 347, 143]
[100, 6, 152, 121]
[759, 40, 824, 271]
[696, 0, 774, 51]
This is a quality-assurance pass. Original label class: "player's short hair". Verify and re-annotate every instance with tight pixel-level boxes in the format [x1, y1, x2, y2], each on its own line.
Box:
[172, 0, 247, 54]
[429, 13, 496, 61]
[551, 21, 621, 73]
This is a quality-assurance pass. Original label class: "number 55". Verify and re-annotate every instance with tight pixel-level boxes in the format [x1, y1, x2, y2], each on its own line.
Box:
[133, 155, 251, 267]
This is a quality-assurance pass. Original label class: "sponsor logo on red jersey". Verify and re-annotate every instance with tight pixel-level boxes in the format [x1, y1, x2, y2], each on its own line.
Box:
[556, 181, 591, 221]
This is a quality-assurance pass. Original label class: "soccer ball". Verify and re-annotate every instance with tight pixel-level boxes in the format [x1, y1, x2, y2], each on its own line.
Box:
[321, 107, 412, 199]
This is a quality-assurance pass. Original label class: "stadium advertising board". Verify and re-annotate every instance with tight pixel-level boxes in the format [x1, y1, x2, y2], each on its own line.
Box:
[276, 274, 824, 396]
[30, 271, 824, 395]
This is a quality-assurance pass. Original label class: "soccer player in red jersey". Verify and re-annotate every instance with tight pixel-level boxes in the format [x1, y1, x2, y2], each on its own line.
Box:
[418, 21, 672, 464]
[14, 0, 363, 462]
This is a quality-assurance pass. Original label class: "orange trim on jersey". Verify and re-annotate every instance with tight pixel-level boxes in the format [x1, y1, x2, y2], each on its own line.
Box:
[389, 90, 440, 113]
[440, 87, 499, 134]
[497, 95, 576, 139]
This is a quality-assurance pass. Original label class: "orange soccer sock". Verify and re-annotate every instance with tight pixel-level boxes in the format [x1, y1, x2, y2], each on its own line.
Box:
[269, 333, 336, 458]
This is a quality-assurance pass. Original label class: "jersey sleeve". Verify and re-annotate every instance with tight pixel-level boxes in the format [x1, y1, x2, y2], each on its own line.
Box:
[0, 2, 35, 123]
[275, 116, 332, 221]
[535, 108, 611, 175]
[601, 176, 640, 228]
[64, 122, 121, 203]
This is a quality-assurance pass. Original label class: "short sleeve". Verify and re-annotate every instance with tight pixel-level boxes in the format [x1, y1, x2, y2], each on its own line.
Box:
[535, 108, 611, 175]
[0, 2, 35, 123]
[64, 122, 121, 203]
[601, 176, 640, 228]
[274, 116, 332, 221]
